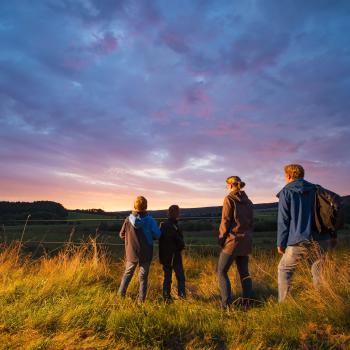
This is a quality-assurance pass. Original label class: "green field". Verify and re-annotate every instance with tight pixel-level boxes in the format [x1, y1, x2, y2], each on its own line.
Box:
[1, 209, 349, 259]
[1, 208, 277, 242]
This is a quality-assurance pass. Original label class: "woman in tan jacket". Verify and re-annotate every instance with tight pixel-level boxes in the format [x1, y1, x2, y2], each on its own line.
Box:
[218, 176, 253, 309]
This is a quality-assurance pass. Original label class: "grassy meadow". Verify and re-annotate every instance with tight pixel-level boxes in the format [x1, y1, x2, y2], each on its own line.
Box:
[1, 211, 350, 349]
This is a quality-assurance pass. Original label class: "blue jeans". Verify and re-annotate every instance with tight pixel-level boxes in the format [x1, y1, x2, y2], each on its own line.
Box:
[218, 252, 252, 308]
[162, 252, 186, 299]
[118, 261, 151, 302]
[278, 240, 329, 302]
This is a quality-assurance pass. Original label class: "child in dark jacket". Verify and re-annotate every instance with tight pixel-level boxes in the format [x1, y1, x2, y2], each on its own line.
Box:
[159, 205, 186, 301]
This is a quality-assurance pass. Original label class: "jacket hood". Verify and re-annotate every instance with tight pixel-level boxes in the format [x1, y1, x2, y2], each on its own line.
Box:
[128, 212, 149, 228]
[229, 190, 249, 203]
[277, 179, 315, 197]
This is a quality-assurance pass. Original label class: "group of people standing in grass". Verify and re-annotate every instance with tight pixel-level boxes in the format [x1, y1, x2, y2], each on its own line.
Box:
[117, 164, 339, 308]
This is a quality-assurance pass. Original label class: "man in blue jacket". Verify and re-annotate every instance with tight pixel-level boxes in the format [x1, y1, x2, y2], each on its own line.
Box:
[277, 164, 331, 302]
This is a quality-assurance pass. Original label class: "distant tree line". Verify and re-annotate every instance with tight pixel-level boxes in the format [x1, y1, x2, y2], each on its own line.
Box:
[71, 208, 106, 214]
[0, 201, 67, 224]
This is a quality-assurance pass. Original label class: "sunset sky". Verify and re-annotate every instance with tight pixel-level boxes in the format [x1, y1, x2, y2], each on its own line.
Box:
[1, 0, 349, 211]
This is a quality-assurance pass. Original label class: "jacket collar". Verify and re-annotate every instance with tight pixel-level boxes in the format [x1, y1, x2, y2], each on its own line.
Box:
[167, 218, 178, 225]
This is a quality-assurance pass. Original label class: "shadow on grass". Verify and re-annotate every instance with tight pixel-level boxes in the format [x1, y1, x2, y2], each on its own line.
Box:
[163, 334, 227, 350]
[187, 283, 277, 310]
[251, 284, 278, 304]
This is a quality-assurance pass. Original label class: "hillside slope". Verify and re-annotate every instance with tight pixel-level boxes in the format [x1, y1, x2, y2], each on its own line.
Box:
[113, 201, 279, 218]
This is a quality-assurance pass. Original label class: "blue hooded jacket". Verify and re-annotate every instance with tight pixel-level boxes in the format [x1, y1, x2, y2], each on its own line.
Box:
[128, 213, 161, 244]
[119, 212, 161, 263]
[277, 179, 330, 248]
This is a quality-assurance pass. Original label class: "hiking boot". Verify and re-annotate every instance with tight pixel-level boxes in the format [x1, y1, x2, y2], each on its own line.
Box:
[233, 297, 250, 311]
[164, 297, 173, 304]
[163, 293, 173, 304]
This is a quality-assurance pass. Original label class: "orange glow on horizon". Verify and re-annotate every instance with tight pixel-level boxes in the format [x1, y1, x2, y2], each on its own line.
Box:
[0, 190, 277, 211]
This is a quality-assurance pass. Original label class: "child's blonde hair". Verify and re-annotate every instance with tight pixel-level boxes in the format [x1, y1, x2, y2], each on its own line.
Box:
[134, 196, 147, 212]
[284, 164, 304, 180]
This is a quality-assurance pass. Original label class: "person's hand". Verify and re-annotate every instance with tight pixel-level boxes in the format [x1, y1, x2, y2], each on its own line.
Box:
[218, 237, 226, 248]
[277, 246, 285, 255]
[218, 232, 229, 248]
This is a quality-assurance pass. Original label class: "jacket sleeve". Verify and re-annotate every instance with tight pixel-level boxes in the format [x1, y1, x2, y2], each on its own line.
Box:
[159, 222, 164, 234]
[159, 222, 165, 241]
[277, 189, 291, 248]
[119, 219, 127, 240]
[151, 218, 161, 239]
[219, 196, 233, 239]
[176, 226, 185, 250]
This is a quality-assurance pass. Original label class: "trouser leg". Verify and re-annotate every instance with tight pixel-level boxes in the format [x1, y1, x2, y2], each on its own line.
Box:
[217, 251, 235, 308]
[310, 240, 329, 288]
[173, 252, 186, 298]
[138, 261, 151, 302]
[118, 261, 137, 297]
[278, 245, 306, 302]
[162, 264, 173, 299]
[235, 256, 252, 300]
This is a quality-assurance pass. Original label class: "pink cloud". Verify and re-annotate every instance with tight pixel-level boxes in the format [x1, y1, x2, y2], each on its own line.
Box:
[91, 32, 118, 54]
[159, 30, 190, 53]
[61, 57, 89, 70]
[207, 120, 259, 137]
[175, 86, 212, 119]
[261, 139, 301, 155]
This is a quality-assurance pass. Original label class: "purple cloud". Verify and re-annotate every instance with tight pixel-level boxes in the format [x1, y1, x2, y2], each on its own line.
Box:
[0, 0, 349, 210]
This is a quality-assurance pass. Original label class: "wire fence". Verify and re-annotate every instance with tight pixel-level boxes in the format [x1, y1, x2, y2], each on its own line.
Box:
[0, 216, 223, 249]
[1, 216, 222, 223]
[18, 241, 220, 248]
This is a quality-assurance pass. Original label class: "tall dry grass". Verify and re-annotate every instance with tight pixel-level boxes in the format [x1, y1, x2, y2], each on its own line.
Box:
[0, 241, 349, 349]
